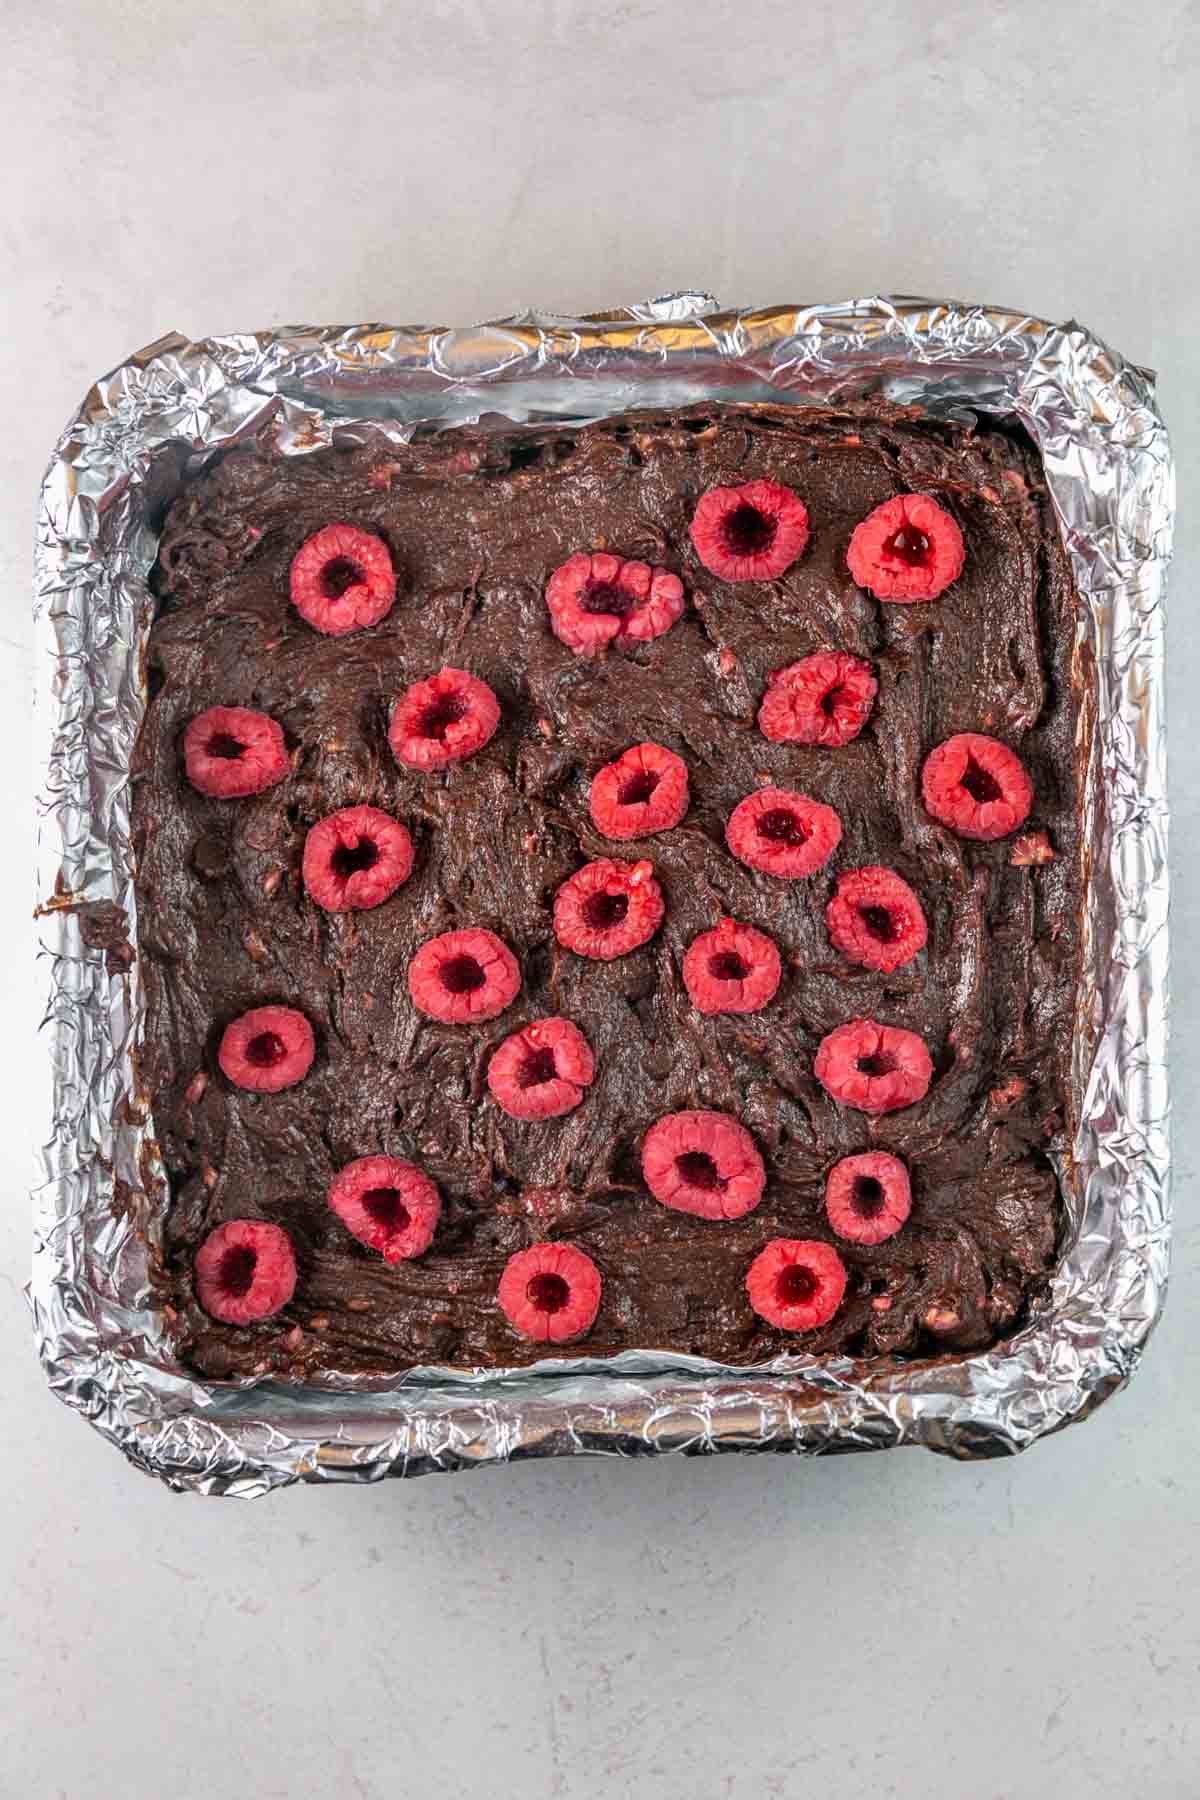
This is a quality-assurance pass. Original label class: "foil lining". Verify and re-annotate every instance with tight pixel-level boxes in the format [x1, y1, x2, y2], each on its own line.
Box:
[33, 295, 1173, 1495]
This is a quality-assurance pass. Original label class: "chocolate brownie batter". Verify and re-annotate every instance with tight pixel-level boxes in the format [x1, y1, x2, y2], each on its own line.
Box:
[132, 402, 1082, 1381]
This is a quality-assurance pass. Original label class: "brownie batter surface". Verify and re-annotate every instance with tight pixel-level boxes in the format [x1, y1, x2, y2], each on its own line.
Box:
[133, 402, 1081, 1380]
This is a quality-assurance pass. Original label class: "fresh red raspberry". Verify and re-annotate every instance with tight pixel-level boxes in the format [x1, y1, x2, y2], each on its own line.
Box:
[183, 705, 289, 799]
[682, 917, 781, 1015]
[544, 552, 684, 654]
[497, 1241, 602, 1343]
[757, 652, 877, 748]
[824, 1151, 912, 1246]
[921, 733, 1033, 841]
[640, 1109, 765, 1221]
[725, 786, 842, 879]
[487, 1018, 595, 1120]
[408, 927, 521, 1024]
[326, 1154, 441, 1262]
[589, 742, 689, 841]
[846, 493, 965, 602]
[825, 866, 927, 973]
[194, 1219, 297, 1324]
[814, 1017, 933, 1115]
[388, 667, 500, 770]
[289, 522, 396, 635]
[688, 478, 809, 582]
[745, 1238, 847, 1331]
[552, 858, 664, 960]
[302, 804, 414, 913]
[218, 1005, 315, 1093]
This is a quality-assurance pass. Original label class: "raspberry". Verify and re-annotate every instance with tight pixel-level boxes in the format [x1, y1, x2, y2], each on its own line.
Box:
[824, 1151, 912, 1246]
[682, 917, 781, 1015]
[553, 858, 664, 960]
[921, 733, 1033, 841]
[289, 522, 395, 635]
[544, 551, 684, 654]
[487, 1018, 595, 1120]
[326, 1154, 441, 1262]
[194, 1219, 297, 1324]
[302, 805, 414, 913]
[388, 667, 500, 771]
[688, 478, 809, 582]
[725, 786, 842, 879]
[846, 493, 965, 602]
[825, 866, 927, 973]
[745, 1238, 847, 1331]
[408, 927, 521, 1024]
[757, 652, 877, 748]
[814, 1017, 932, 1115]
[1010, 830, 1057, 866]
[640, 1109, 765, 1221]
[988, 1074, 1029, 1114]
[515, 1185, 587, 1233]
[183, 705, 289, 799]
[589, 742, 689, 841]
[497, 1242, 602, 1343]
[218, 1005, 315, 1093]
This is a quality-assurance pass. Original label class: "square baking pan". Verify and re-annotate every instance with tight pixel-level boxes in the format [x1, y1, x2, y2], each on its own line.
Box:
[33, 295, 1172, 1494]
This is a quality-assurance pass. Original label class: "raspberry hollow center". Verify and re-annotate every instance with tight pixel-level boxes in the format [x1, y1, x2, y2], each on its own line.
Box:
[885, 524, 931, 566]
[527, 1271, 570, 1313]
[961, 756, 1002, 804]
[618, 771, 660, 807]
[676, 1150, 722, 1191]
[852, 1175, 885, 1218]
[440, 954, 486, 995]
[206, 732, 246, 760]
[819, 685, 845, 718]
[776, 1264, 817, 1306]
[361, 1186, 411, 1234]
[583, 890, 630, 930]
[419, 693, 469, 740]
[582, 580, 634, 618]
[331, 837, 379, 878]
[710, 951, 749, 981]
[519, 1048, 558, 1088]
[246, 1031, 286, 1068]
[320, 556, 366, 598]
[757, 807, 808, 847]
[219, 1245, 257, 1296]
[857, 1051, 897, 1077]
[860, 904, 897, 943]
[722, 504, 776, 556]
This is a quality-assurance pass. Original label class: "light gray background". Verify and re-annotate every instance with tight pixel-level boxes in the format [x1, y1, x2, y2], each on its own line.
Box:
[4, 4, 1197, 1797]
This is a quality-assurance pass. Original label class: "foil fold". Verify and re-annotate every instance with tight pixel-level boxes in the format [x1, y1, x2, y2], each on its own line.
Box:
[33, 295, 1172, 1495]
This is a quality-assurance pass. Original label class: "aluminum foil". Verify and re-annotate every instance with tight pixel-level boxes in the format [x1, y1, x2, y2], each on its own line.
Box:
[33, 295, 1173, 1496]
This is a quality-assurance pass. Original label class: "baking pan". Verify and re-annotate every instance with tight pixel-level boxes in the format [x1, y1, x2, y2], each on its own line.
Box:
[33, 295, 1172, 1493]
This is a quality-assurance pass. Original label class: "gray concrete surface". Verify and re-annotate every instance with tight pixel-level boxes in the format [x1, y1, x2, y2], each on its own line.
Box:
[5, 3, 1198, 1796]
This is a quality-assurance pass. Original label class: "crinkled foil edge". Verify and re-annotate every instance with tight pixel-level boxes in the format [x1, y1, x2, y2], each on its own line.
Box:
[32, 294, 1172, 1495]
